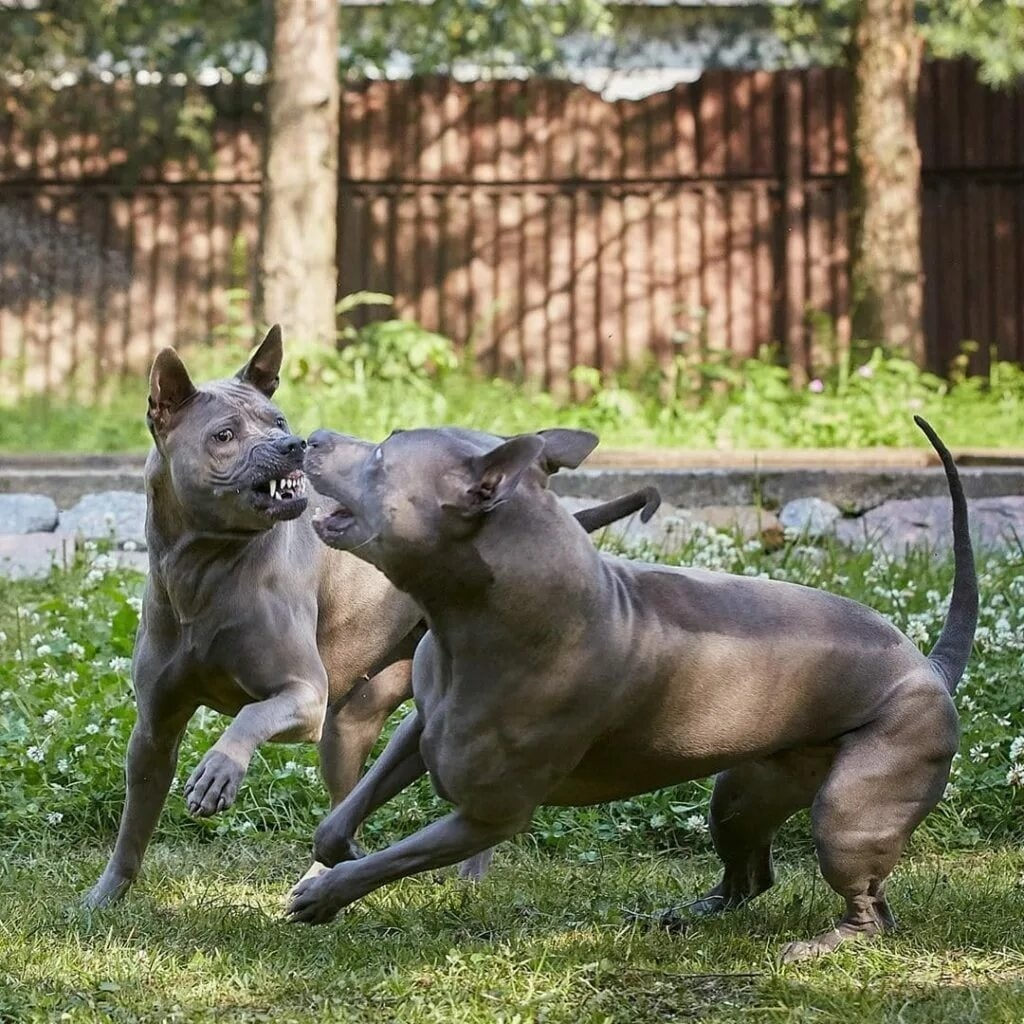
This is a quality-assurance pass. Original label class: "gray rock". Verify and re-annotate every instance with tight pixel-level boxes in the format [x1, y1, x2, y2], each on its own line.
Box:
[0, 533, 76, 579]
[835, 496, 1024, 555]
[0, 494, 58, 534]
[59, 491, 148, 550]
[779, 497, 842, 539]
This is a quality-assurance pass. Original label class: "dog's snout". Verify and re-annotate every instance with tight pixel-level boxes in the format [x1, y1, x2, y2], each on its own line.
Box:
[306, 429, 334, 450]
[275, 434, 306, 457]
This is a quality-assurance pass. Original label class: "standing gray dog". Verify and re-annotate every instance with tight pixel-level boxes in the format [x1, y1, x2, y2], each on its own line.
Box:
[288, 417, 976, 961]
[85, 329, 657, 907]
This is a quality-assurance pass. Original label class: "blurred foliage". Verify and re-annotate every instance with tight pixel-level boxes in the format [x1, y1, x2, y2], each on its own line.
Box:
[775, 0, 1024, 85]
[0, 1, 609, 175]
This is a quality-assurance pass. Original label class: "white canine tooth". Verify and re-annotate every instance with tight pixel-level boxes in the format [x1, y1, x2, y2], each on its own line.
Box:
[269, 479, 277, 498]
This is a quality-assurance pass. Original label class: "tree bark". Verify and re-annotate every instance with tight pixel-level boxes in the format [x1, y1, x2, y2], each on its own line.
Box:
[260, 0, 339, 343]
[850, 0, 925, 362]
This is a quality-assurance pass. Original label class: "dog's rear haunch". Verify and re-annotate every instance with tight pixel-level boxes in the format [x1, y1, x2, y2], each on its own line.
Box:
[293, 417, 976, 962]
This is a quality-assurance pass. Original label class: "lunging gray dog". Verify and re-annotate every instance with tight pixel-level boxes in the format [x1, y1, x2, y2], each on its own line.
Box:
[289, 417, 976, 961]
[85, 328, 659, 907]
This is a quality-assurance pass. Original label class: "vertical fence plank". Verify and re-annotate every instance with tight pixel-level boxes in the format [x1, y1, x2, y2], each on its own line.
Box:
[784, 72, 808, 379]
[545, 191, 573, 395]
[729, 187, 755, 359]
[571, 188, 600, 386]
[622, 190, 651, 367]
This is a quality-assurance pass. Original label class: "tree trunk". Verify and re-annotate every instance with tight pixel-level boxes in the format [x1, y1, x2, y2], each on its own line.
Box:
[850, 0, 925, 362]
[260, 0, 339, 344]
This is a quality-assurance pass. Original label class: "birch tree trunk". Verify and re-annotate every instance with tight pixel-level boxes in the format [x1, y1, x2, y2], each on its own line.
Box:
[260, 0, 339, 343]
[850, 0, 925, 362]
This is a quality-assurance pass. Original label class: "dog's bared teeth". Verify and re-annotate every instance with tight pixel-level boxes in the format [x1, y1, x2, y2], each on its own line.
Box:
[269, 479, 277, 498]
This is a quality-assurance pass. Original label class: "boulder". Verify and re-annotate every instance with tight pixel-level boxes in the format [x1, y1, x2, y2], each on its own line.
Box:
[0, 494, 58, 534]
[835, 495, 1024, 555]
[779, 497, 842, 539]
[0, 533, 76, 579]
[59, 491, 147, 550]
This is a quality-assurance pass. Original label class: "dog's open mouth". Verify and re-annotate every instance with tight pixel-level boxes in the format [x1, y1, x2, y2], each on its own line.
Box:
[251, 470, 309, 519]
[253, 470, 307, 502]
[312, 503, 356, 544]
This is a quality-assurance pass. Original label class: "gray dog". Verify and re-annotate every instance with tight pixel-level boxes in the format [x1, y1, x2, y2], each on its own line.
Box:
[288, 418, 976, 962]
[85, 330, 658, 907]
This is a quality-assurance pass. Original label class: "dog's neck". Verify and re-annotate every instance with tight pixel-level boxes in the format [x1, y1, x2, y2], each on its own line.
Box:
[144, 448, 285, 622]
[402, 490, 606, 650]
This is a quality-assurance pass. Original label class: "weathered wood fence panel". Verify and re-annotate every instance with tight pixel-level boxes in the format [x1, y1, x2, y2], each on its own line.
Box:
[0, 64, 1022, 396]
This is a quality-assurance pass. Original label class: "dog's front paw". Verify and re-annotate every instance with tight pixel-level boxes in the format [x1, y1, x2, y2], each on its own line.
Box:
[82, 872, 130, 910]
[184, 750, 248, 817]
[286, 866, 362, 925]
[313, 821, 367, 867]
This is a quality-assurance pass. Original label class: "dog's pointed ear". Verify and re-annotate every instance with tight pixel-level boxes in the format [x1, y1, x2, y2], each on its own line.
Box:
[455, 434, 546, 517]
[148, 348, 196, 433]
[536, 428, 599, 473]
[236, 324, 283, 397]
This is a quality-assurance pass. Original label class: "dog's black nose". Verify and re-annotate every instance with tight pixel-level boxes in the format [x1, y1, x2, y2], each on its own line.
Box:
[275, 434, 306, 456]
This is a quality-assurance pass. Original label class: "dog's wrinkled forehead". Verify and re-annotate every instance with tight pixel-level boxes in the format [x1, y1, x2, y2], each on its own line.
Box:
[181, 380, 286, 432]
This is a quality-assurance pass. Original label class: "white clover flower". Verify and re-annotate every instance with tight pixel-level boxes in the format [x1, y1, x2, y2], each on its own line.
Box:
[284, 761, 299, 773]
[108, 657, 132, 675]
[45, 812, 63, 826]
[0, 690, 12, 702]
[1010, 737, 1024, 763]
[35, 644, 52, 657]
[304, 766, 319, 783]
[1007, 764, 1024, 787]
[74, 745, 86, 756]
[27, 746, 45, 763]
[123, 540, 139, 552]
[684, 814, 708, 834]
[85, 723, 100, 735]
[969, 743, 990, 761]
[50, 626, 67, 641]
[66, 643, 85, 659]
[42, 709, 59, 725]
[56, 759, 70, 774]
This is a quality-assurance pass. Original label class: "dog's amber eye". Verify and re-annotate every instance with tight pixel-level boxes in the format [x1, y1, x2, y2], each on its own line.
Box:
[214, 429, 234, 444]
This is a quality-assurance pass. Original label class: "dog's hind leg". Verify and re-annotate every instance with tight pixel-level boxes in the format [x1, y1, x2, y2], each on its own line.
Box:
[780, 680, 958, 962]
[679, 748, 831, 921]
[319, 659, 413, 806]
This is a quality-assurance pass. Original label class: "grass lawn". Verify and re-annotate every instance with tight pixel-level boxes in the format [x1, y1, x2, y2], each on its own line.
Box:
[2, 840, 1024, 1023]
[5, 525, 1024, 1021]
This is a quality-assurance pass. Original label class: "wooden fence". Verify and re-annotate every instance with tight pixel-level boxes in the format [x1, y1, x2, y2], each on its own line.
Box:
[0, 62, 1022, 396]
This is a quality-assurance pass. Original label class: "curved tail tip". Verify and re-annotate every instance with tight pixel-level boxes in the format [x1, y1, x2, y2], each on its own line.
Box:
[640, 486, 661, 523]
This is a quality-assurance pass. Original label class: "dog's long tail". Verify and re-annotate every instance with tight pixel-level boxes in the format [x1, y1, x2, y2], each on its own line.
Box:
[573, 487, 661, 533]
[915, 416, 978, 694]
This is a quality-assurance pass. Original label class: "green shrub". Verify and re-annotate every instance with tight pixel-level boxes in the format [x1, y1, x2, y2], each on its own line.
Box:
[3, 299, 1024, 452]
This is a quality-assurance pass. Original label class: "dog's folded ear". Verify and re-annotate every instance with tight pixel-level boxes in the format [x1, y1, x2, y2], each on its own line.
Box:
[454, 434, 546, 517]
[536, 428, 599, 473]
[236, 324, 284, 397]
[148, 348, 197, 433]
